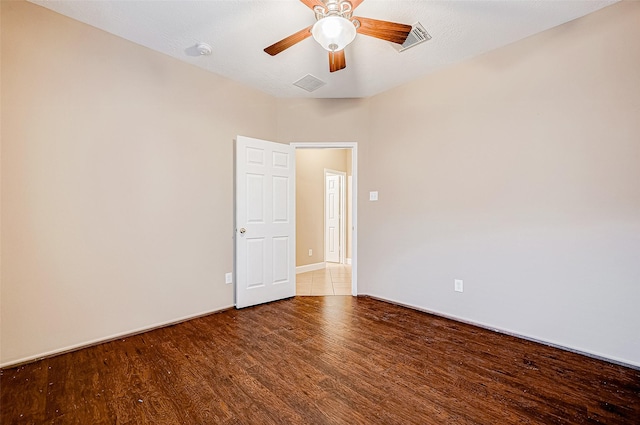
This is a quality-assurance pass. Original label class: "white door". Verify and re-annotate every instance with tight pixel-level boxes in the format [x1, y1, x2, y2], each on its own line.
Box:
[325, 173, 340, 263]
[235, 136, 295, 309]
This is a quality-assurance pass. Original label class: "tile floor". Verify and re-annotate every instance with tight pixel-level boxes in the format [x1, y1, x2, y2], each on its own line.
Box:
[296, 263, 352, 296]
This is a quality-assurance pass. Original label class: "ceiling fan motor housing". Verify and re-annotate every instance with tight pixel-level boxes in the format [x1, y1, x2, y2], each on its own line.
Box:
[314, 0, 353, 21]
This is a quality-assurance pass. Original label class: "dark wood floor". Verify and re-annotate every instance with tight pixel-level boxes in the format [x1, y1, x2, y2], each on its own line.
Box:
[2, 296, 639, 424]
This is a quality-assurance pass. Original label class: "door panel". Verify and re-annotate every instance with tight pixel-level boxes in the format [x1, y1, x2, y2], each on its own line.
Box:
[246, 174, 264, 223]
[273, 176, 289, 222]
[235, 136, 295, 308]
[246, 238, 265, 288]
[272, 237, 290, 284]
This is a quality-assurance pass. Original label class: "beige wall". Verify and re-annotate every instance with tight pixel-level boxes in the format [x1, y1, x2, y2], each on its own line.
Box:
[0, 1, 277, 365]
[295, 149, 350, 267]
[362, 1, 640, 366]
[2, 0, 639, 368]
[276, 98, 370, 145]
[277, 98, 368, 268]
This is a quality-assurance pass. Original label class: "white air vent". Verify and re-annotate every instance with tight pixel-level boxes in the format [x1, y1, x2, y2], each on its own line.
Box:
[396, 22, 431, 52]
[293, 74, 326, 92]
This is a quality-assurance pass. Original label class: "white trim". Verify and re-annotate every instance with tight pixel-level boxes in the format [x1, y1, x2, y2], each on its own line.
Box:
[296, 262, 326, 274]
[362, 294, 640, 371]
[0, 305, 234, 369]
[291, 142, 358, 297]
[346, 258, 352, 265]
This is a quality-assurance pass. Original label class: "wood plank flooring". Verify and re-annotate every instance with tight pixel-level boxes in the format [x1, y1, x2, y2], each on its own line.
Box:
[2, 296, 639, 424]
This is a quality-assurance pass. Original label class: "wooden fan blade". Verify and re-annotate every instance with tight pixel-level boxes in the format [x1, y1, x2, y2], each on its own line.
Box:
[354, 16, 412, 45]
[329, 50, 346, 73]
[264, 25, 313, 56]
[351, 0, 365, 9]
[299, 0, 324, 10]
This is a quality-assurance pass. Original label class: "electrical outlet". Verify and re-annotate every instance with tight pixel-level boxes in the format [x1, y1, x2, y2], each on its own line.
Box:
[225, 272, 233, 284]
[369, 191, 379, 201]
[454, 279, 463, 293]
[308, 249, 313, 256]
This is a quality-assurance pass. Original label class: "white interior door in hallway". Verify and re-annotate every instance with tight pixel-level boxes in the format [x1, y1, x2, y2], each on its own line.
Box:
[325, 170, 345, 264]
[235, 136, 295, 309]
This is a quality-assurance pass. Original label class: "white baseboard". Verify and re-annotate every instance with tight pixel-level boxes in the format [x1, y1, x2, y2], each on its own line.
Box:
[362, 294, 640, 371]
[296, 262, 326, 274]
[0, 305, 234, 369]
[346, 258, 352, 265]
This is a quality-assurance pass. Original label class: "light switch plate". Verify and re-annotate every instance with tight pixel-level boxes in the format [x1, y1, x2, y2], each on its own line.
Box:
[454, 279, 463, 292]
[225, 272, 233, 284]
[369, 191, 379, 201]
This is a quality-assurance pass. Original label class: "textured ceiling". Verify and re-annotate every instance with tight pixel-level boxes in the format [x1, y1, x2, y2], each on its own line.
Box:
[29, 0, 618, 99]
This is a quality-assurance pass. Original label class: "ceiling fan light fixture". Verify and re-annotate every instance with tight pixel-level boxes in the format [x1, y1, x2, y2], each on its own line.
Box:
[311, 16, 356, 52]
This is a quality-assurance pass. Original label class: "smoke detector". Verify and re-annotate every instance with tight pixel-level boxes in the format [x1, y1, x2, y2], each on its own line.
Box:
[196, 42, 212, 56]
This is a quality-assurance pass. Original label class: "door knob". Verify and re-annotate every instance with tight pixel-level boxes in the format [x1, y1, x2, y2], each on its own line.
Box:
[239, 228, 246, 234]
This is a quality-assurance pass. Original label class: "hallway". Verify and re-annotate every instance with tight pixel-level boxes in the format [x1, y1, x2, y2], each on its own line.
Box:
[296, 263, 352, 296]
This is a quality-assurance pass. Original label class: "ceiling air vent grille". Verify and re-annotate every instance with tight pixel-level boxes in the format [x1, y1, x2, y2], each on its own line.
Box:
[396, 22, 431, 52]
[293, 74, 326, 92]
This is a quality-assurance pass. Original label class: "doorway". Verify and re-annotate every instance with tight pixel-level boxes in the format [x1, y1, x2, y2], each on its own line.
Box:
[291, 142, 357, 297]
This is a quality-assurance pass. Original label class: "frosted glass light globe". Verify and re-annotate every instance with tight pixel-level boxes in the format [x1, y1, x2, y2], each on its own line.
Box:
[311, 16, 357, 52]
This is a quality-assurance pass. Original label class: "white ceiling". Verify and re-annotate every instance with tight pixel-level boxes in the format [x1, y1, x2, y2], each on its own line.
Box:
[29, 0, 617, 99]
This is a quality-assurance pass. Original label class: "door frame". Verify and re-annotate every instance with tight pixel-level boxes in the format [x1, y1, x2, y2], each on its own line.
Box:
[324, 169, 346, 265]
[290, 142, 358, 296]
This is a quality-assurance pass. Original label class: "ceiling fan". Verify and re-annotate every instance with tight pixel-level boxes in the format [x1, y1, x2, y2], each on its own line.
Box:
[264, 0, 412, 73]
